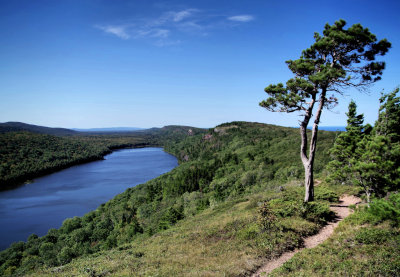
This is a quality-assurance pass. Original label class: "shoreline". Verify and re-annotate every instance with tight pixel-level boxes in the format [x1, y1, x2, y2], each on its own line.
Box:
[0, 143, 162, 192]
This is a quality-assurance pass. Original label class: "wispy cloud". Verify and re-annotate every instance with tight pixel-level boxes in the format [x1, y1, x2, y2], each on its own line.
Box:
[227, 15, 255, 22]
[95, 25, 130, 39]
[95, 8, 254, 46]
[136, 28, 170, 39]
[169, 9, 198, 22]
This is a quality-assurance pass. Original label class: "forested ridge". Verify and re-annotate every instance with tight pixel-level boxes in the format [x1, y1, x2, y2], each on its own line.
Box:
[0, 122, 337, 275]
[0, 132, 110, 189]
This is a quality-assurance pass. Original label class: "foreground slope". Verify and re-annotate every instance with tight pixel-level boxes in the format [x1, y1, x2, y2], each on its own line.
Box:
[269, 194, 400, 276]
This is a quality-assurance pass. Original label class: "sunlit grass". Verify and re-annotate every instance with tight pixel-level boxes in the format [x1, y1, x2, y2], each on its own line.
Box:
[32, 185, 333, 277]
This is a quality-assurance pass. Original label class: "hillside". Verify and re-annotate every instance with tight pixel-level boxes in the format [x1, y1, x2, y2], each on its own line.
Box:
[0, 122, 77, 136]
[0, 121, 339, 276]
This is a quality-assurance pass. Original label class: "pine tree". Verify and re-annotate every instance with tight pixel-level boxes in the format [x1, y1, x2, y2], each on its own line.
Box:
[326, 100, 367, 185]
[260, 20, 390, 202]
[352, 135, 393, 204]
[375, 88, 400, 144]
[373, 88, 400, 192]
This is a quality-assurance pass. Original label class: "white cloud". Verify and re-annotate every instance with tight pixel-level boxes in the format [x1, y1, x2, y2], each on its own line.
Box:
[135, 28, 170, 39]
[170, 9, 196, 22]
[228, 15, 254, 22]
[151, 29, 170, 38]
[94, 9, 254, 46]
[96, 25, 130, 39]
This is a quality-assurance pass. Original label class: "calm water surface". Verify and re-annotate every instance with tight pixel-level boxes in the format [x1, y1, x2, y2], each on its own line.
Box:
[0, 148, 177, 250]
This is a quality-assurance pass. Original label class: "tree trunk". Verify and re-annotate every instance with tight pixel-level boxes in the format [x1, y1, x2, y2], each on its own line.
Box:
[299, 88, 325, 203]
[304, 162, 314, 202]
[366, 189, 371, 208]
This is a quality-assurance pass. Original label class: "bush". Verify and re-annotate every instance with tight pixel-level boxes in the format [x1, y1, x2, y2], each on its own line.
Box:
[315, 187, 339, 202]
[268, 199, 298, 218]
[58, 246, 75, 264]
[368, 193, 400, 226]
[258, 202, 277, 231]
[299, 202, 334, 224]
[355, 227, 393, 244]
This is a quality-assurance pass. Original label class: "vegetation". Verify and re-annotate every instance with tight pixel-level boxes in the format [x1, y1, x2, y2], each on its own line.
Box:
[268, 90, 400, 276]
[269, 194, 400, 276]
[0, 122, 77, 136]
[0, 125, 205, 189]
[0, 132, 110, 189]
[0, 122, 337, 276]
[26, 186, 339, 277]
[260, 19, 391, 202]
[326, 88, 400, 203]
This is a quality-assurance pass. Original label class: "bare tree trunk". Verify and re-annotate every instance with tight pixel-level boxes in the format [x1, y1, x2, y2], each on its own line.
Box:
[366, 189, 371, 208]
[300, 89, 326, 203]
[304, 162, 314, 202]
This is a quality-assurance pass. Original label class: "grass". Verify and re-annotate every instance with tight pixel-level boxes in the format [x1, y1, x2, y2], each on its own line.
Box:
[269, 205, 400, 276]
[30, 185, 335, 277]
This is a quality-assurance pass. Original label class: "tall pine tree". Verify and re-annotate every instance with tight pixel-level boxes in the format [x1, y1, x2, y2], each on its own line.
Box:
[327, 89, 400, 204]
[326, 100, 368, 185]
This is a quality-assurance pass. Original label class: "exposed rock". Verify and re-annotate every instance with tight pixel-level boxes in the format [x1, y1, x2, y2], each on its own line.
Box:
[214, 125, 238, 135]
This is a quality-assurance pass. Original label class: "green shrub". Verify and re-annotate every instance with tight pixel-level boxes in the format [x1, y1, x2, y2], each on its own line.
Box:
[354, 227, 393, 244]
[258, 202, 277, 231]
[315, 187, 339, 202]
[268, 199, 298, 218]
[299, 202, 334, 224]
[368, 193, 400, 226]
[58, 246, 75, 264]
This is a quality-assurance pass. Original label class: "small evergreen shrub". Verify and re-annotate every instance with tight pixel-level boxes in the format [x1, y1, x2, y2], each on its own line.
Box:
[354, 227, 393, 244]
[258, 202, 277, 231]
[315, 187, 339, 202]
[299, 202, 334, 224]
[368, 193, 400, 226]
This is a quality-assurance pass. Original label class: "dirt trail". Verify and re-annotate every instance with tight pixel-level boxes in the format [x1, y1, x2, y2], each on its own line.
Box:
[252, 194, 361, 277]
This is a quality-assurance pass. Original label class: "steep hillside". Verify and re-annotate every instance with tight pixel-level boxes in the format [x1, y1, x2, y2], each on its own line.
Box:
[0, 122, 338, 276]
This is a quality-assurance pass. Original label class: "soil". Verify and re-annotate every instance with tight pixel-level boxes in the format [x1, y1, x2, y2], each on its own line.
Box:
[251, 194, 362, 277]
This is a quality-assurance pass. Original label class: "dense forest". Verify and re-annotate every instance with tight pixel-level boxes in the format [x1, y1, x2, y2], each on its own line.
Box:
[0, 122, 337, 275]
[0, 132, 110, 189]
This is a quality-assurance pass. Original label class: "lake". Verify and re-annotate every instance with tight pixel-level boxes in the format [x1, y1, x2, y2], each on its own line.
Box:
[0, 147, 178, 250]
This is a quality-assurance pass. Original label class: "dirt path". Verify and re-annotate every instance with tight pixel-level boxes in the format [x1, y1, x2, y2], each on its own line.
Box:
[252, 195, 361, 277]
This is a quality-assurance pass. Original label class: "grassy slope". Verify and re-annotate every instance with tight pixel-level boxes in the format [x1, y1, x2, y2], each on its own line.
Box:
[32, 185, 339, 277]
[270, 202, 400, 276]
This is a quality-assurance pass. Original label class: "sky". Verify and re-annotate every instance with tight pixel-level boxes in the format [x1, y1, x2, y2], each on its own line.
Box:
[0, 0, 399, 129]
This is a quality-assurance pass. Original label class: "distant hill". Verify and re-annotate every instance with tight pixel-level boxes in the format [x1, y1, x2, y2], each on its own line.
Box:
[72, 127, 145, 132]
[0, 122, 77, 136]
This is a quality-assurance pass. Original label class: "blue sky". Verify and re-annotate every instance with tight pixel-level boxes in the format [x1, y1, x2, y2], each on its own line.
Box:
[0, 0, 399, 128]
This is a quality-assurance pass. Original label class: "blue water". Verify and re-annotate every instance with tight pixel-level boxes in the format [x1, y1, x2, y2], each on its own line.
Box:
[0, 148, 178, 250]
[318, 126, 346, 131]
